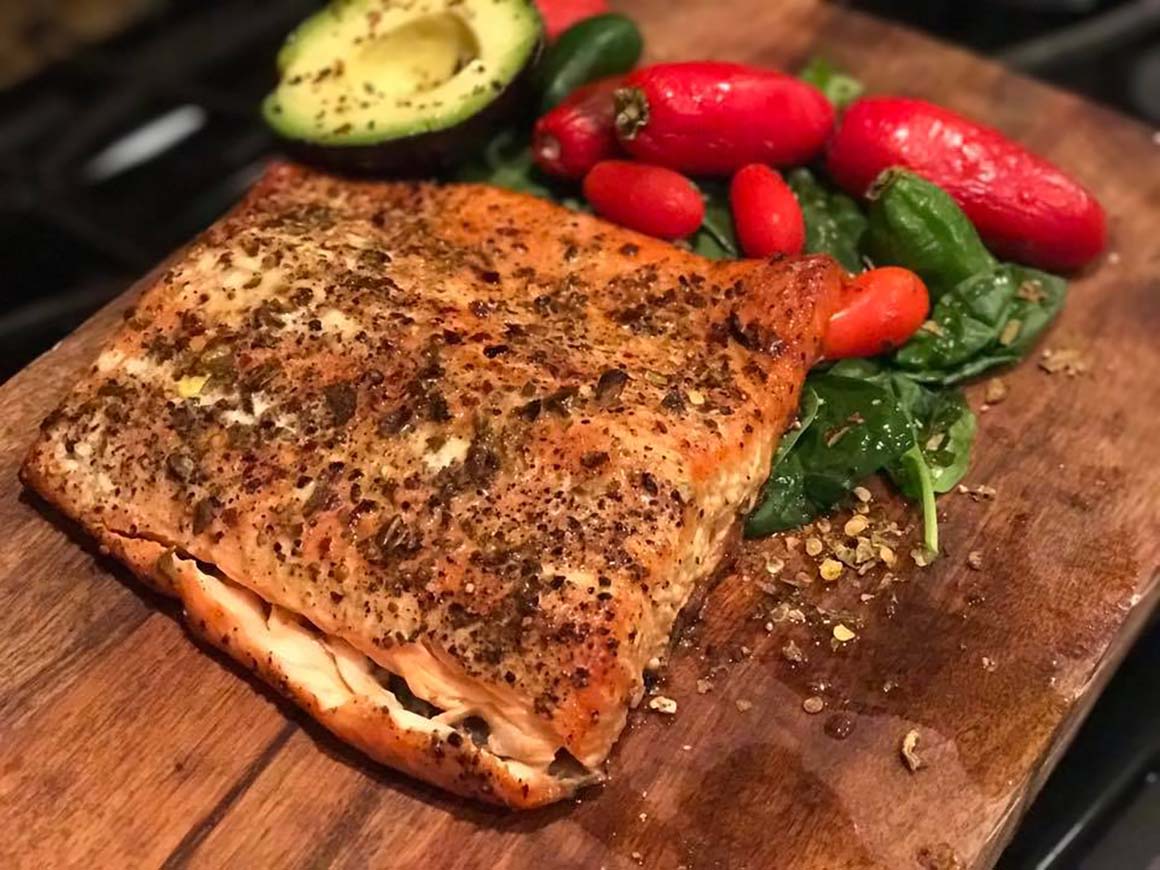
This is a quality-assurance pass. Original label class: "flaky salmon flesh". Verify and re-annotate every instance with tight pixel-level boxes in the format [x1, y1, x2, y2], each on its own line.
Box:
[22, 162, 843, 807]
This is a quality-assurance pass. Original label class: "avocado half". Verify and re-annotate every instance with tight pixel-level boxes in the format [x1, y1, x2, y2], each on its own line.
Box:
[263, 0, 542, 174]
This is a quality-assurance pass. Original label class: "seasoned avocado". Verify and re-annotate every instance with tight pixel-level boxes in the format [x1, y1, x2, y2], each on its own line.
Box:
[263, 0, 541, 172]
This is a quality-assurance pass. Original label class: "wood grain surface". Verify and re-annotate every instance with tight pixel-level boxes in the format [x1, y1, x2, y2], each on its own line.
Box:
[2, 2, 1158, 868]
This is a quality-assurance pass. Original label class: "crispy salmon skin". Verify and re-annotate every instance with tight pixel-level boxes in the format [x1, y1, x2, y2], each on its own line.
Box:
[22, 162, 842, 807]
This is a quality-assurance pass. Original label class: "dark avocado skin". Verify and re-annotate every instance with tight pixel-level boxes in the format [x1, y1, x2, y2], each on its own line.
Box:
[276, 41, 543, 178]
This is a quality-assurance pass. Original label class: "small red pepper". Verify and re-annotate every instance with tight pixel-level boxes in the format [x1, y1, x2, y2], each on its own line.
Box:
[823, 266, 930, 360]
[582, 160, 704, 240]
[613, 62, 834, 175]
[535, 0, 610, 40]
[826, 96, 1107, 271]
[533, 76, 624, 180]
[729, 165, 805, 258]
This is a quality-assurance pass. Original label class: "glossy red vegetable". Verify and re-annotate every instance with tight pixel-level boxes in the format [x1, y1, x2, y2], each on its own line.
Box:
[729, 164, 805, 258]
[826, 96, 1106, 271]
[823, 266, 930, 360]
[613, 62, 834, 175]
[533, 76, 624, 179]
[582, 160, 704, 240]
[535, 0, 610, 40]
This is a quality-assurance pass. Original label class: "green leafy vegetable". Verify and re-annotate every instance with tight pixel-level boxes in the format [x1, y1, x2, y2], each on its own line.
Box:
[828, 359, 976, 497]
[748, 360, 976, 553]
[743, 387, 819, 534]
[893, 264, 1067, 384]
[866, 169, 997, 297]
[454, 128, 554, 196]
[744, 373, 914, 538]
[786, 168, 868, 273]
[892, 445, 938, 553]
[798, 56, 865, 110]
[690, 180, 738, 260]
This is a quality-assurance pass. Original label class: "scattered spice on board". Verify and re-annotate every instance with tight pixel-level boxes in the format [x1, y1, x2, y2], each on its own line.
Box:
[844, 514, 868, 536]
[957, 483, 997, 502]
[901, 729, 923, 772]
[910, 547, 935, 567]
[648, 696, 677, 715]
[735, 699, 753, 713]
[966, 550, 984, 570]
[782, 640, 806, 663]
[696, 678, 714, 695]
[819, 558, 844, 581]
[802, 695, 825, 714]
[983, 377, 1008, 406]
[1040, 347, 1091, 376]
[832, 623, 856, 643]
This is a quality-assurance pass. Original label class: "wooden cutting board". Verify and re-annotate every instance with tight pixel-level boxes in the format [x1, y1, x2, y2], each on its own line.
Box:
[1, 2, 1158, 867]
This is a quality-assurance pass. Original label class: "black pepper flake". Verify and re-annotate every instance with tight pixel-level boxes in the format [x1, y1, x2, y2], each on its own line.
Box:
[728, 312, 785, 356]
[516, 398, 542, 422]
[380, 405, 413, 435]
[303, 482, 335, 517]
[166, 452, 196, 483]
[581, 451, 609, 470]
[324, 382, 358, 425]
[571, 668, 590, 689]
[641, 472, 659, 495]
[426, 392, 452, 423]
[544, 387, 577, 417]
[662, 389, 687, 413]
[483, 344, 509, 359]
[192, 498, 215, 534]
[595, 368, 629, 403]
[374, 515, 420, 559]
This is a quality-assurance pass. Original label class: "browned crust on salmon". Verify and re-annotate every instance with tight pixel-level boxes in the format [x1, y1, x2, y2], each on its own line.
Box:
[22, 162, 842, 807]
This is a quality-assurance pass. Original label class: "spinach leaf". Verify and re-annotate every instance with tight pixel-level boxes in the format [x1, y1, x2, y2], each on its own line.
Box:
[829, 359, 976, 497]
[743, 387, 818, 536]
[798, 56, 865, 110]
[893, 264, 1067, 385]
[690, 180, 738, 260]
[744, 373, 914, 538]
[455, 128, 556, 197]
[786, 168, 868, 273]
[891, 445, 938, 553]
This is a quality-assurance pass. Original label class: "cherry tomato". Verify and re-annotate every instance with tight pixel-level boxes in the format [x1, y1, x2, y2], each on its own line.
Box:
[582, 160, 704, 240]
[823, 267, 930, 359]
[730, 164, 805, 258]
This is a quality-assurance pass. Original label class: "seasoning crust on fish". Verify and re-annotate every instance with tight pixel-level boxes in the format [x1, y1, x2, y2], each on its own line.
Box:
[22, 162, 842, 807]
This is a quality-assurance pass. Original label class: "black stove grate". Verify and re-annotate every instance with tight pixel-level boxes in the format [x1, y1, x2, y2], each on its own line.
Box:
[0, 2, 1157, 862]
[0, 0, 318, 381]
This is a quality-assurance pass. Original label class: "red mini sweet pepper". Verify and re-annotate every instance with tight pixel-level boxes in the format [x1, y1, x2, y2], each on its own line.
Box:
[826, 96, 1107, 271]
[533, 76, 624, 180]
[613, 62, 834, 176]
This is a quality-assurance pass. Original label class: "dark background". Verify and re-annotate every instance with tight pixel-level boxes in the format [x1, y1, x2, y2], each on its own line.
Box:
[0, 2, 1157, 867]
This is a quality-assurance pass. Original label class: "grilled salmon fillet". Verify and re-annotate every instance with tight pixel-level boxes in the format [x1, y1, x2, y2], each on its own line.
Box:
[22, 162, 842, 808]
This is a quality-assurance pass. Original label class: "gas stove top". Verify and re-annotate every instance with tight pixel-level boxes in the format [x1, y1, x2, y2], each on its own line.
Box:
[1, 1, 1156, 864]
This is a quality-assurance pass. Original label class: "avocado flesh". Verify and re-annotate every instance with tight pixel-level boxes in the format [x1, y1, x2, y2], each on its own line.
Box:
[264, 0, 540, 148]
